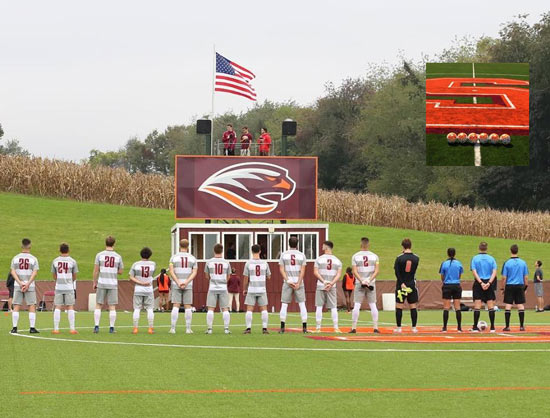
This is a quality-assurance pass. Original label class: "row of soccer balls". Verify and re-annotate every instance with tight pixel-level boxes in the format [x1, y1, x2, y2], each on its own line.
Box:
[446, 132, 511, 145]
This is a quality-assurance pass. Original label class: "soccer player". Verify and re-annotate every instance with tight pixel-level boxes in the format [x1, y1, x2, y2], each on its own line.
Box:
[129, 247, 156, 334]
[240, 126, 253, 156]
[394, 238, 420, 333]
[242, 244, 271, 334]
[439, 248, 463, 332]
[501, 244, 529, 331]
[204, 243, 231, 334]
[350, 237, 379, 333]
[222, 124, 237, 156]
[93, 236, 123, 333]
[313, 241, 342, 333]
[470, 241, 498, 332]
[279, 236, 308, 334]
[10, 238, 39, 334]
[51, 243, 79, 334]
[169, 239, 198, 334]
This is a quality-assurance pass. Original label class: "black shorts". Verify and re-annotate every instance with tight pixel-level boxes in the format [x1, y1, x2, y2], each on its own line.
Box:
[8, 286, 14, 298]
[442, 284, 462, 300]
[472, 280, 495, 302]
[343, 289, 353, 295]
[504, 285, 526, 305]
[395, 286, 418, 304]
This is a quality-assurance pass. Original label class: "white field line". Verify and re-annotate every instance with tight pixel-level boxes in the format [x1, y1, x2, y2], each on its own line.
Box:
[10, 333, 550, 353]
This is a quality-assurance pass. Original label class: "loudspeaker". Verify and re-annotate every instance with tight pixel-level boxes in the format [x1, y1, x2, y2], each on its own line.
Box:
[196, 119, 212, 134]
[282, 120, 297, 136]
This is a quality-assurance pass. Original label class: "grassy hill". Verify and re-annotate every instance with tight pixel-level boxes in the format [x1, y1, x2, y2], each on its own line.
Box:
[1, 192, 546, 280]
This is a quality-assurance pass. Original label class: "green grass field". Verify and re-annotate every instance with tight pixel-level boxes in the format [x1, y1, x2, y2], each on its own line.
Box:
[2, 310, 550, 418]
[1, 193, 547, 281]
[425, 62, 529, 166]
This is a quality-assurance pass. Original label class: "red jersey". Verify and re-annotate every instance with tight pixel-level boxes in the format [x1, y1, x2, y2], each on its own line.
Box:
[240, 133, 253, 149]
[258, 133, 271, 152]
[222, 130, 237, 150]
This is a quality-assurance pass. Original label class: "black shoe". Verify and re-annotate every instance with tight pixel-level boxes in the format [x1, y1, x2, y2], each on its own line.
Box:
[29, 328, 40, 334]
[440, 327, 447, 333]
[303, 328, 310, 334]
[278, 329, 285, 334]
[243, 328, 251, 334]
[262, 328, 269, 334]
[10, 327, 17, 334]
[502, 327, 511, 332]
[469, 327, 480, 333]
[349, 329, 357, 334]
[373, 328, 380, 334]
[93, 326, 99, 334]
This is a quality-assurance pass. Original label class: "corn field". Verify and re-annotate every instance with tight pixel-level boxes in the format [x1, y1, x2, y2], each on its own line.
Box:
[1, 155, 549, 242]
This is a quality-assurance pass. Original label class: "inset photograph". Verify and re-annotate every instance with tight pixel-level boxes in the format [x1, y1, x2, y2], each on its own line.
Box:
[426, 62, 529, 166]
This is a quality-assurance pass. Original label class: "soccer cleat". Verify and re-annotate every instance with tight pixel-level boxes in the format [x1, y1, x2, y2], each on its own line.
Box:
[469, 327, 480, 333]
[185, 329, 193, 334]
[502, 327, 511, 332]
[334, 328, 342, 334]
[224, 328, 231, 334]
[70, 330, 78, 335]
[132, 327, 139, 334]
[519, 327, 526, 332]
[313, 327, 321, 333]
[373, 328, 380, 334]
[278, 328, 285, 334]
[303, 328, 310, 334]
[93, 326, 99, 334]
[489, 329, 496, 333]
[393, 327, 402, 334]
[205, 329, 212, 335]
[29, 328, 40, 334]
[52, 330, 60, 335]
[348, 329, 357, 334]
[411, 327, 418, 334]
[457, 329, 463, 333]
[109, 327, 115, 334]
[147, 328, 154, 334]
[440, 328, 447, 333]
[10, 327, 17, 334]
[168, 328, 176, 334]
[243, 328, 251, 334]
[262, 328, 269, 334]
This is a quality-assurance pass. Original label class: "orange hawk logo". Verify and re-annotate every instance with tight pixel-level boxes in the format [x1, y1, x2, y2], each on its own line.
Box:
[198, 162, 297, 214]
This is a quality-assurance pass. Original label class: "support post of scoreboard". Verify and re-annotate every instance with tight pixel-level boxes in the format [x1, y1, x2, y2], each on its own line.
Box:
[281, 119, 296, 156]
[196, 119, 213, 155]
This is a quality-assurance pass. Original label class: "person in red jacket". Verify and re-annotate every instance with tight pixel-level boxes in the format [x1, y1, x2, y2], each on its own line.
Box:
[342, 267, 355, 313]
[222, 124, 237, 156]
[156, 268, 171, 312]
[258, 127, 272, 156]
[227, 268, 241, 312]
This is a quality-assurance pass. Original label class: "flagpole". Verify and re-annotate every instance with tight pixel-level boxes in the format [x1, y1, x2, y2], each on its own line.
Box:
[210, 44, 216, 155]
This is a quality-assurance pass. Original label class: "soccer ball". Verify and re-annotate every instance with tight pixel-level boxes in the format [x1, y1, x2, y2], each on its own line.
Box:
[478, 320, 488, 331]
[468, 133, 478, 144]
[446, 132, 457, 144]
[457, 132, 468, 144]
[500, 133, 511, 145]
[489, 133, 500, 144]
[479, 133, 489, 144]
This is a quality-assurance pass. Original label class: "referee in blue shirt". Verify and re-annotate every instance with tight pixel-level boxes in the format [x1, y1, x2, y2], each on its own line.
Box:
[501, 244, 529, 331]
[439, 248, 463, 332]
[470, 242, 498, 332]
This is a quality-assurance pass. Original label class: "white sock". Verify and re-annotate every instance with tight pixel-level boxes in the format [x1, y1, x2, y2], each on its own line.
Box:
[133, 309, 140, 327]
[29, 312, 36, 328]
[184, 308, 192, 330]
[68, 309, 75, 330]
[146, 309, 154, 327]
[298, 302, 308, 323]
[280, 303, 288, 322]
[261, 310, 268, 328]
[12, 311, 19, 327]
[171, 307, 179, 329]
[223, 310, 230, 328]
[315, 306, 323, 327]
[206, 310, 214, 329]
[109, 310, 116, 327]
[331, 308, 339, 329]
[53, 309, 61, 331]
[369, 302, 379, 329]
[94, 309, 101, 326]
[352, 302, 361, 329]
[245, 311, 253, 328]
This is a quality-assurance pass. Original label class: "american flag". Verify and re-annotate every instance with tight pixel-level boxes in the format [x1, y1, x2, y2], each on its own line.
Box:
[215, 52, 257, 101]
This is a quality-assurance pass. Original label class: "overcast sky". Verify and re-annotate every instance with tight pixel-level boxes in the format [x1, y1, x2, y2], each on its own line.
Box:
[0, 0, 546, 160]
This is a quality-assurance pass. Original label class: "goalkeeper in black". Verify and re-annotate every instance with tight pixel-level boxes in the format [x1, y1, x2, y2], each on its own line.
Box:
[394, 238, 420, 333]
